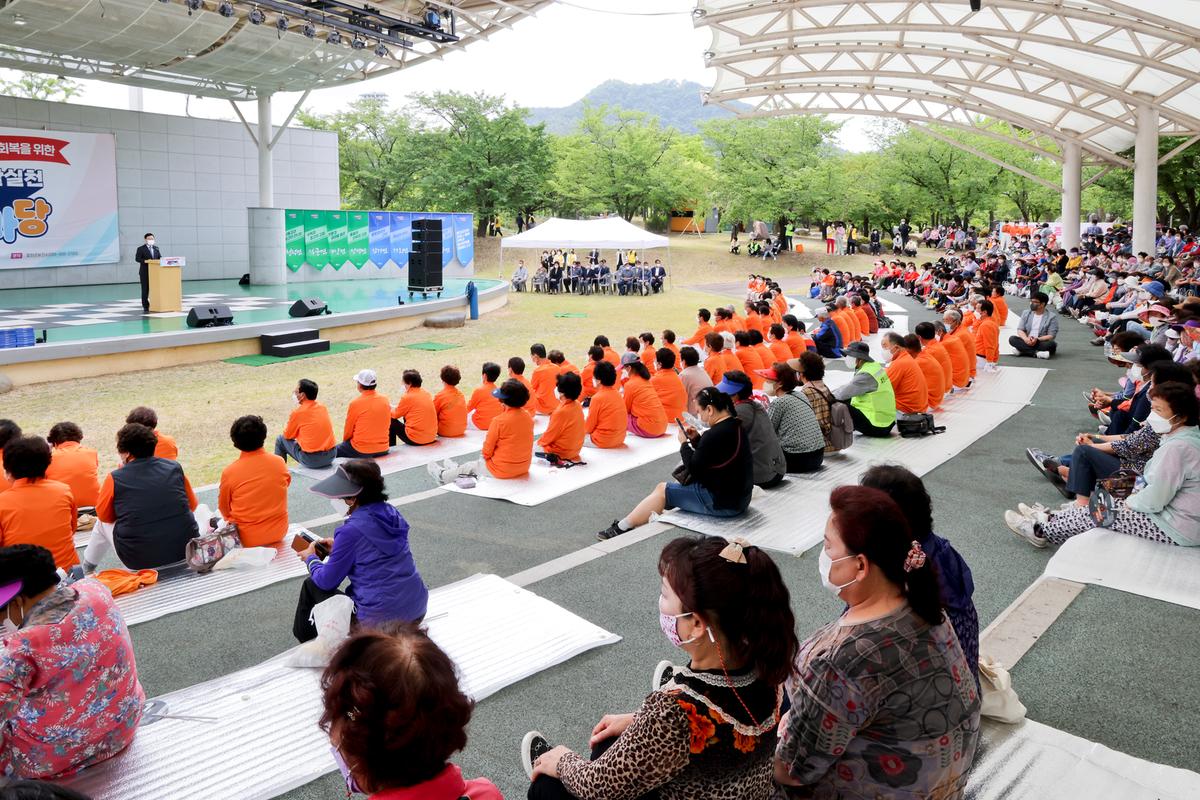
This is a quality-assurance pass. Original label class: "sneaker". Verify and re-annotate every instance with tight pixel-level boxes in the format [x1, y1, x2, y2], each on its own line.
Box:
[596, 520, 624, 541]
[520, 731, 553, 780]
[1091, 337, 1105, 346]
[1016, 503, 1051, 526]
[1005, 510, 1048, 548]
[75, 513, 96, 532]
[1035, 351, 1051, 359]
[1025, 447, 1052, 476]
[651, 660, 675, 691]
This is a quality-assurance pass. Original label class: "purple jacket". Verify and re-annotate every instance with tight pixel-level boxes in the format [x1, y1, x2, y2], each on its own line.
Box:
[306, 501, 428, 624]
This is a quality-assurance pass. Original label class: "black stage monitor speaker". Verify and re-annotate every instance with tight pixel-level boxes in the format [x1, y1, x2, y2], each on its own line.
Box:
[289, 298, 328, 317]
[186, 304, 235, 328]
[409, 252, 443, 290]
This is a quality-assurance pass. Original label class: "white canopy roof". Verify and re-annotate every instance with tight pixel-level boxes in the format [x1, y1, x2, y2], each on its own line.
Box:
[500, 217, 670, 250]
[695, 0, 1200, 166]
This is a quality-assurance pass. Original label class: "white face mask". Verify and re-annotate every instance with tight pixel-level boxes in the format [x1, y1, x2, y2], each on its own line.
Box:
[762, 380, 777, 395]
[879, 348, 893, 365]
[293, 392, 302, 406]
[329, 498, 352, 515]
[843, 356, 858, 369]
[146, 239, 155, 247]
[1145, 410, 1177, 434]
[818, 549, 858, 595]
[1, 615, 16, 636]
[1128, 364, 1144, 382]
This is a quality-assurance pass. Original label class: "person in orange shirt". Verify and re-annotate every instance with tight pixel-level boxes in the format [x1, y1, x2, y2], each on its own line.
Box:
[749, 330, 776, 375]
[906, 334, 947, 411]
[126, 406, 177, 460]
[580, 346, 605, 403]
[881, 333, 929, 415]
[621, 358, 668, 437]
[718, 332, 742, 377]
[595, 336, 621, 368]
[218, 415, 290, 548]
[713, 308, 738, 335]
[936, 321, 972, 390]
[584, 361, 627, 448]
[338, 369, 392, 457]
[660, 329, 681, 366]
[390, 370, 438, 447]
[990, 285, 1009, 327]
[682, 309, 714, 346]
[974, 298, 1001, 372]
[276, 378, 338, 469]
[548, 349, 578, 375]
[702, 333, 728, 385]
[537, 372, 585, 462]
[0, 420, 20, 496]
[434, 365, 468, 438]
[850, 296, 871, 337]
[733, 331, 766, 388]
[623, 336, 644, 376]
[467, 362, 504, 431]
[835, 297, 861, 342]
[45, 421, 100, 508]
[743, 304, 763, 339]
[638, 332, 658, 371]
[727, 305, 747, 332]
[916, 322, 956, 392]
[782, 316, 808, 357]
[0, 436, 77, 570]
[650, 348, 687, 420]
[944, 309, 977, 380]
[830, 306, 854, 348]
[479, 380, 534, 479]
[766, 324, 792, 364]
[507, 357, 537, 416]
[528, 343, 560, 415]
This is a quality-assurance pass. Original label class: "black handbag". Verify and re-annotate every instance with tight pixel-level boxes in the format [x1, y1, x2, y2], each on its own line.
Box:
[897, 413, 946, 438]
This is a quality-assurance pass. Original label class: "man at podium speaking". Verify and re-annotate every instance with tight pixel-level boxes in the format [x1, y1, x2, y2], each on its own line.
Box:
[134, 232, 160, 314]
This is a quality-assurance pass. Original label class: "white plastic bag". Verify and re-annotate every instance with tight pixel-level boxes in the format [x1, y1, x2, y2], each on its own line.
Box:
[979, 656, 1026, 723]
[211, 546, 277, 570]
[286, 594, 356, 668]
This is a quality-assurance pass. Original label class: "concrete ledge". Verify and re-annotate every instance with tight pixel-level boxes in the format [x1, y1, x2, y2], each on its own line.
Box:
[424, 313, 467, 329]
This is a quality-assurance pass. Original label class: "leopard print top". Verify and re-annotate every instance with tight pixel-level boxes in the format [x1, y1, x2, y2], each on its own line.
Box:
[557, 663, 782, 800]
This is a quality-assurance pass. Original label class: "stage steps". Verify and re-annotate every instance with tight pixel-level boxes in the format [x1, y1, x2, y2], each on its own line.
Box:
[260, 328, 329, 358]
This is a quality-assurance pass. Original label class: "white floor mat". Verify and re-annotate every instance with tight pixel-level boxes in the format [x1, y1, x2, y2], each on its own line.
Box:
[65, 574, 620, 800]
[445, 427, 682, 507]
[115, 539, 308, 627]
[966, 718, 1200, 799]
[1043, 528, 1200, 611]
[999, 319, 1023, 356]
[661, 366, 1047, 554]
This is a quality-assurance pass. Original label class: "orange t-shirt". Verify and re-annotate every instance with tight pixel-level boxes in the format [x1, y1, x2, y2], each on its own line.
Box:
[886, 351, 929, 414]
[283, 399, 337, 453]
[392, 387, 438, 445]
[623, 377, 668, 436]
[639, 348, 656, 371]
[831, 311, 854, 346]
[853, 306, 871, 337]
[343, 389, 392, 453]
[940, 334, 971, 388]
[218, 449, 291, 547]
[992, 296, 1009, 326]
[585, 386, 627, 448]
[558, 361, 579, 375]
[651, 369, 688, 421]
[915, 348, 948, 410]
[844, 309, 862, 342]
[154, 431, 178, 460]
[683, 323, 714, 346]
[704, 353, 726, 385]
[580, 361, 600, 401]
[530, 362, 560, 415]
[602, 347, 621, 368]
[784, 332, 806, 357]
[467, 382, 503, 431]
[720, 350, 740, 377]
[752, 344, 775, 373]
[538, 399, 585, 461]
[975, 317, 1000, 363]
[46, 441, 100, 507]
[714, 319, 737, 335]
[768, 340, 792, 365]
[735, 348, 766, 388]
[512, 374, 536, 416]
[953, 327, 978, 377]
[0, 478, 78, 569]
[435, 386, 468, 438]
[663, 342, 681, 364]
[482, 407, 534, 479]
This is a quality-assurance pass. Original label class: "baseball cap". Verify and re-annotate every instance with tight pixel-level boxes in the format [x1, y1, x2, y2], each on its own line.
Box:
[309, 465, 364, 499]
[620, 352, 640, 366]
[353, 369, 377, 387]
[0, 580, 20, 609]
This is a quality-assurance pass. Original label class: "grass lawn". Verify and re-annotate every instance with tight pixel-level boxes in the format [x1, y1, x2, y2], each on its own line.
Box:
[2, 233, 876, 484]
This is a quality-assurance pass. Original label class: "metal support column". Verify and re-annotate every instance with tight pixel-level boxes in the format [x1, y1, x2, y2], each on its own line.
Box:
[1060, 139, 1081, 249]
[257, 93, 274, 208]
[1133, 103, 1159, 255]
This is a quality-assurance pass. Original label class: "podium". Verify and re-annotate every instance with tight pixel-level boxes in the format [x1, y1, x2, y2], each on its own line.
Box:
[148, 257, 184, 312]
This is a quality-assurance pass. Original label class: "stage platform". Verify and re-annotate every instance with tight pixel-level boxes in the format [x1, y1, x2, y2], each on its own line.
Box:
[0, 277, 506, 386]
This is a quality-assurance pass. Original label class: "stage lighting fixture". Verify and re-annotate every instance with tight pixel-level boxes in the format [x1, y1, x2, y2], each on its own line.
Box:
[217, 1, 234, 17]
[351, 36, 366, 50]
[326, 30, 342, 45]
[185, 0, 203, 14]
[424, 7, 442, 29]
[275, 14, 288, 31]
[374, 42, 389, 58]
[248, 7, 266, 24]
[302, 21, 316, 38]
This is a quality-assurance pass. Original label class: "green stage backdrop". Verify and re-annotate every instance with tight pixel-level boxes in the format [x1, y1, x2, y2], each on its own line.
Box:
[286, 209, 474, 272]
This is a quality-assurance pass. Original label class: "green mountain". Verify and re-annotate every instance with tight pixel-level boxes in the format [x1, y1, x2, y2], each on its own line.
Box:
[525, 79, 738, 135]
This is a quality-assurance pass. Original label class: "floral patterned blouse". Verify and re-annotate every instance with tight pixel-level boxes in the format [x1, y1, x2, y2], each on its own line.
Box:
[1, 579, 144, 779]
[775, 604, 980, 799]
[557, 662, 783, 800]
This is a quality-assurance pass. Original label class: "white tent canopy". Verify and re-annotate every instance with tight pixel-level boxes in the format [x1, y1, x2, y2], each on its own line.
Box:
[500, 217, 669, 250]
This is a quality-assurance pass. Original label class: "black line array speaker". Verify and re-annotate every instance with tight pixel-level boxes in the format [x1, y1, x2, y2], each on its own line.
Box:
[410, 217, 444, 291]
[289, 298, 328, 317]
[186, 304, 235, 328]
